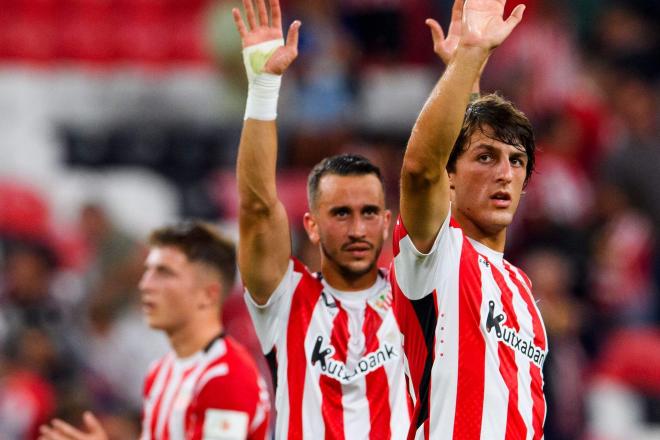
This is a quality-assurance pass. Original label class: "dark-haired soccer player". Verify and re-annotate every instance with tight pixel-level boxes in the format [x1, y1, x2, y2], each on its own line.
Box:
[232, 0, 411, 437]
[392, 0, 548, 438]
[40, 221, 270, 440]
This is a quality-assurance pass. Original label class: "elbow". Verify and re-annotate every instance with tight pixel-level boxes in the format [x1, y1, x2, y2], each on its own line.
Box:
[401, 156, 442, 189]
[239, 198, 277, 219]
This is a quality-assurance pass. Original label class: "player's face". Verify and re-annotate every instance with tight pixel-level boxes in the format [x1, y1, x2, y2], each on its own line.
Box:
[305, 174, 390, 287]
[449, 126, 528, 245]
[138, 246, 203, 333]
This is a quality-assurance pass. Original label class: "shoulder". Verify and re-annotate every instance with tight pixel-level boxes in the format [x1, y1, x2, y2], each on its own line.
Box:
[195, 339, 265, 411]
[199, 338, 261, 390]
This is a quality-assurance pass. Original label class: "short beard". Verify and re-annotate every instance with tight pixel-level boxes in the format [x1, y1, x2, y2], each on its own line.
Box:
[320, 241, 380, 282]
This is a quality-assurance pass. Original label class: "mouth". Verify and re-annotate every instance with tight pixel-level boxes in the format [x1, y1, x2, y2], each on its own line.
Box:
[490, 191, 512, 208]
[342, 242, 373, 257]
[141, 299, 156, 314]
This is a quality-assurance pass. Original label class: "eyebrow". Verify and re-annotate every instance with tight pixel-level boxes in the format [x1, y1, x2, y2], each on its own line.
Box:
[328, 204, 381, 213]
[472, 143, 528, 159]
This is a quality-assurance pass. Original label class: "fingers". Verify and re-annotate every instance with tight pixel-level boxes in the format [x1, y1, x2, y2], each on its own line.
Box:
[285, 20, 301, 51]
[256, 0, 269, 28]
[242, 0, 257, 30]
[232, 8, 248, 39]
[82, 411, 105, 435]
[39, 424, 66, 440]
[270, 0, 282, 29]
[450, 0, 464, 22]
[425, 18, 445, 46]
[503, 4, 525, 35]
[39, 420, 84, 440]
[53, 419, 87, 440]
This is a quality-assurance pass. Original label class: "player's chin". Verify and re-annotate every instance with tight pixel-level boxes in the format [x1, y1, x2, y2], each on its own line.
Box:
[493, 210, 515, 225]
[342, 259, 376, 277]
[144, 316, 164, 330]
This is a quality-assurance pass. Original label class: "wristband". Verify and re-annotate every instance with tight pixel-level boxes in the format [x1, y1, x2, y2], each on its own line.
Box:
[243, 39, 284, 121]
[244, 73, 282, 121]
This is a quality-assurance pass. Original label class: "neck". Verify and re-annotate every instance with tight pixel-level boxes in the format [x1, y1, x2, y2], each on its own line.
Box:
[321, 263, 379, 291]
[167, 319, 223, 358]
[452, 213, 507, 253]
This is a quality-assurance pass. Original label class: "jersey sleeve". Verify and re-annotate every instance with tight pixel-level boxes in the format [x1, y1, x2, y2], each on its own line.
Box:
[392, 206, 452, 300]
[193, 364, 271, 440]
[243, 259, 298, 354]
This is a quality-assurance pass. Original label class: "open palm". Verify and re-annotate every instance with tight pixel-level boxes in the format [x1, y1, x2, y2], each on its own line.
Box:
[232, 0, 300, 75]
[461, 0, 525, 50]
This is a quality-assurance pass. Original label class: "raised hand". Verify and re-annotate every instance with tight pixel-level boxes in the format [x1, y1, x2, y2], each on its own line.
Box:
[460, 0, 525, 50]
[39, 412, 108, 440]
[232, 0, 301, 75]
[426, 0, 464, 65]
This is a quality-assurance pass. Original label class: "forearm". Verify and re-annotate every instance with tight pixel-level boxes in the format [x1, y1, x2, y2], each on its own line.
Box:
[400, 46, 489, 250]
[236, 117, 292, 303]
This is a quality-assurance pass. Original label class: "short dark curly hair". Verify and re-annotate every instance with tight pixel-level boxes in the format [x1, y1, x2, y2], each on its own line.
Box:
[447, 93, 536, 187]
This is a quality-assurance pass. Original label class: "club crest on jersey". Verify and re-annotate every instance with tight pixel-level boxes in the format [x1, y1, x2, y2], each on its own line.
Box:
[486, 301, 546, 367]
[369, 288, 393, 314]
[310, 335, 398, 383]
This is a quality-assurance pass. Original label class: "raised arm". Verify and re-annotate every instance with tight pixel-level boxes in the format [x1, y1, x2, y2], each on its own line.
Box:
[233, 0, 301, 304]
[400, 0, 524, 252]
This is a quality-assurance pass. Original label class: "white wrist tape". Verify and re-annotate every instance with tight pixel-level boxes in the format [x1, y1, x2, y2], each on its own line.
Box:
[243, 39, 284, 121]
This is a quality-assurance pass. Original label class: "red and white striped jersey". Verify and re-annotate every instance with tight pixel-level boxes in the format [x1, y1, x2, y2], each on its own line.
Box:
[392, 213, 548, 440]
[244, 258, 411, 439]
[140, 335, 270, 440]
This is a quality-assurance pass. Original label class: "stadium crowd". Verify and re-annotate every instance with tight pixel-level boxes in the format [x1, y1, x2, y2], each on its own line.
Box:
[0, 0, 658, 439]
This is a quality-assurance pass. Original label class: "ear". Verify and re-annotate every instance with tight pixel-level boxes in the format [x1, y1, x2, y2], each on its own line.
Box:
[382, 209, 392, 241]
[303, 212, 320, 245]
[448, 172, 456, 190]
[198, 282, 221, 309]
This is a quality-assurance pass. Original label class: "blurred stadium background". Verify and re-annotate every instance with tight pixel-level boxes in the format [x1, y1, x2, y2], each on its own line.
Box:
[0, 0, 658, 438]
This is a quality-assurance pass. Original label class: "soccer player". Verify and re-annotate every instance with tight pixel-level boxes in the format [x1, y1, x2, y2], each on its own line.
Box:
[392, 0, 548, 438]
[232, 0, 411, 438]
[39, 221, 270, 440]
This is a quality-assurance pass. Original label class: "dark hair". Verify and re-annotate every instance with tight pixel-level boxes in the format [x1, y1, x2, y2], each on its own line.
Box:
[307, 153, 385, 209]
[148, 220, 236, 297]
[447, 93, 536, 186]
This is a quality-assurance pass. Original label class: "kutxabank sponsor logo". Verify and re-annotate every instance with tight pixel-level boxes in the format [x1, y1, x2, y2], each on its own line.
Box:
[486, 301, 546, 367]
[310, 335, 398, 383]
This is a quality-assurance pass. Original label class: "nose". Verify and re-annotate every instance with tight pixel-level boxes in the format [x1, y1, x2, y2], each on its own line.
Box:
[138, 270, 151, 292]
[496, 159, 514, 184]
[348, 216, 367, 238]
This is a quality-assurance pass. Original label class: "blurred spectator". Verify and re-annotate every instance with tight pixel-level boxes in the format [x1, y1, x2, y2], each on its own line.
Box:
[0, 329, 56, 440]
[600, 74, 660, 323]
[486, 0, 580, 116]
[589, 184, 656, 327]
[290, 0, 357, 131]
[522, 248, 587, 440]
[79, 202, 144, 332]
[0, 241, 73, 368]
[339, 0, 405, 65]
[520, 110, 595, 229]
[591, 2, 660, 81]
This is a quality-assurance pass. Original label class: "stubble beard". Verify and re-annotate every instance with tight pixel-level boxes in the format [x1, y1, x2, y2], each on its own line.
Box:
[320, 240, 382, 283]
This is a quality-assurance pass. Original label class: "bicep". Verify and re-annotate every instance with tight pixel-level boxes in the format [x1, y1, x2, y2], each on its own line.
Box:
[399, 165, 450, 254]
